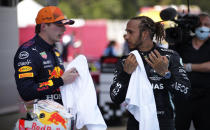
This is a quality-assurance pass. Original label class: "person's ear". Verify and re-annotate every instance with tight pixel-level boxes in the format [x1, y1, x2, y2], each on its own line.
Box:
[40, 23, 47, 31]
[142, 30, 150, 40]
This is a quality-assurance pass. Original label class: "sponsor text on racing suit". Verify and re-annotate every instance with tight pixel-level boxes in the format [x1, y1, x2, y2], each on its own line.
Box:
[110, 44, 191, 128]
[14, 35, 64, 104]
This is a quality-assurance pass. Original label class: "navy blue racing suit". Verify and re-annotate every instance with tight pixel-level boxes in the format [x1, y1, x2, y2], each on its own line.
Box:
[14, 35, 64, 104]
[110, 44, 191, 130]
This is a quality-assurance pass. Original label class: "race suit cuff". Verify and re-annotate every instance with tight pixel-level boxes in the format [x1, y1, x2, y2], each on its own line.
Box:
[119, 71, 131, 83]
[51, 77, 64, 88]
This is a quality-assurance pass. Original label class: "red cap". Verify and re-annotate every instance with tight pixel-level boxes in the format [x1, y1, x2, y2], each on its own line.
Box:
[36, 6, 74, 25]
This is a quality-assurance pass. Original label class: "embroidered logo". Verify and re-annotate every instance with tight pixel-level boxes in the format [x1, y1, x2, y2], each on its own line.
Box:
[48, 66, 64, 79]
[40, 52, 47, 59]
[19, 51, 29, 59]
[18, 66, 32, 72]
[19, 72, 34, 78]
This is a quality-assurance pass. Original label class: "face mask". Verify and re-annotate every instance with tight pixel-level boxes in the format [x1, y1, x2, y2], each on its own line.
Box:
[195, 26, 210, 40]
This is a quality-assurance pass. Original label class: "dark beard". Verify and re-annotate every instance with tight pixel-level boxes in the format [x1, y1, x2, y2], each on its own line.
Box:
[128, 32, 143, 51]
[131, 38, 142, 51]
[128, 40, 142, 52]
[130, 47, 138, 51]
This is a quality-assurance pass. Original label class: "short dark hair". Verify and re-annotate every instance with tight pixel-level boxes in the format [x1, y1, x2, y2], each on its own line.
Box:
[35, 23, 51, 34]
[130, 16, 165, 43]
[35, 24, 41, 34]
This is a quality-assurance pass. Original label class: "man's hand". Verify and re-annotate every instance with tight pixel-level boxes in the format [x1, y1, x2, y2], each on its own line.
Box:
[61, 67, 79, 85]
[145, 50, 169, 76]
[124, 54, 138, 74]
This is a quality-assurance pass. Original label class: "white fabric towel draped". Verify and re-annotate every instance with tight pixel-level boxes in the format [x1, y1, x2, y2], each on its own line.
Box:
[125, 50, 160, 130]
[60, 55, 107, 130]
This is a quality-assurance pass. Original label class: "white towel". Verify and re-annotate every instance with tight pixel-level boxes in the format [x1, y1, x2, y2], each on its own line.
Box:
[125, 50, 160, 130]
[60, 55, 107, 130]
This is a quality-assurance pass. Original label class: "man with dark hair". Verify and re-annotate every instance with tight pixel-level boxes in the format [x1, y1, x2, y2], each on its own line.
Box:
[14, 6, 78, 104]
[110, 16, 191, 130]
[174, 12, 210, 130]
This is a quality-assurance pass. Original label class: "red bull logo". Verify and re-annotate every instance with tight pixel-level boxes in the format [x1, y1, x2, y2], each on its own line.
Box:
[38, 111, 68, 129]
[39, 80, 53, 88]
[48, 66, 64, 79]
[48, 112, 67, 129]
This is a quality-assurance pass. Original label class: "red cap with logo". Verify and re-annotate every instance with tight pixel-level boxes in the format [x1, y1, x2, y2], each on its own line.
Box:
[36, 6, 74, 25]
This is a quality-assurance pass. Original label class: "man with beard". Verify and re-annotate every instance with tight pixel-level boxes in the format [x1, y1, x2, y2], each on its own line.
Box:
[110, 16, 191, 130]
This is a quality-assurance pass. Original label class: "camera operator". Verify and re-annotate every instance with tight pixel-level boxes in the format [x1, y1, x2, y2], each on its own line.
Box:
[173, 12, 210, 130]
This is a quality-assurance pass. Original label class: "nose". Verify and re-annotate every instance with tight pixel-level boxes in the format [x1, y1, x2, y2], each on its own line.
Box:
[124, 34, 129, 40]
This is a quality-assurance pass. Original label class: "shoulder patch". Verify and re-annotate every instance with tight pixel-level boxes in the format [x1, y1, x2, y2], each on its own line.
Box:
[19, 51, 29, 59]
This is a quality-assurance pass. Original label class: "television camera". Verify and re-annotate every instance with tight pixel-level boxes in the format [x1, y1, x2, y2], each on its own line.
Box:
[160, 1, 200, 45]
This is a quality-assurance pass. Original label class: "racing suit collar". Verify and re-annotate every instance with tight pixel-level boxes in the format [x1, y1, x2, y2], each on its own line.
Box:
[138, 42, 156, 56]
[35, 35, 55, 51]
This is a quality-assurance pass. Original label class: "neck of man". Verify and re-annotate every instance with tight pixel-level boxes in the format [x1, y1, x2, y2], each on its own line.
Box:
[138, 39, 154, 52]
[38, 33, 54, 45]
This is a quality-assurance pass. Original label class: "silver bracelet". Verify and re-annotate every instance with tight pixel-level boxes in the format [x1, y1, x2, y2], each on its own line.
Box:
[185, 63, 192, 72]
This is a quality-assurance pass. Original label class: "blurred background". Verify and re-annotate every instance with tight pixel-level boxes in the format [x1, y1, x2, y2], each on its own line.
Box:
[0, 0, 209, 129]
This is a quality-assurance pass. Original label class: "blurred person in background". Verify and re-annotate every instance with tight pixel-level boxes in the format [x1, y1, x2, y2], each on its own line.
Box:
[110, 16, 191, 130]
[173, 12, 210, 130]
[103, 40, 118, 56]
[14, 6, 79, 105]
